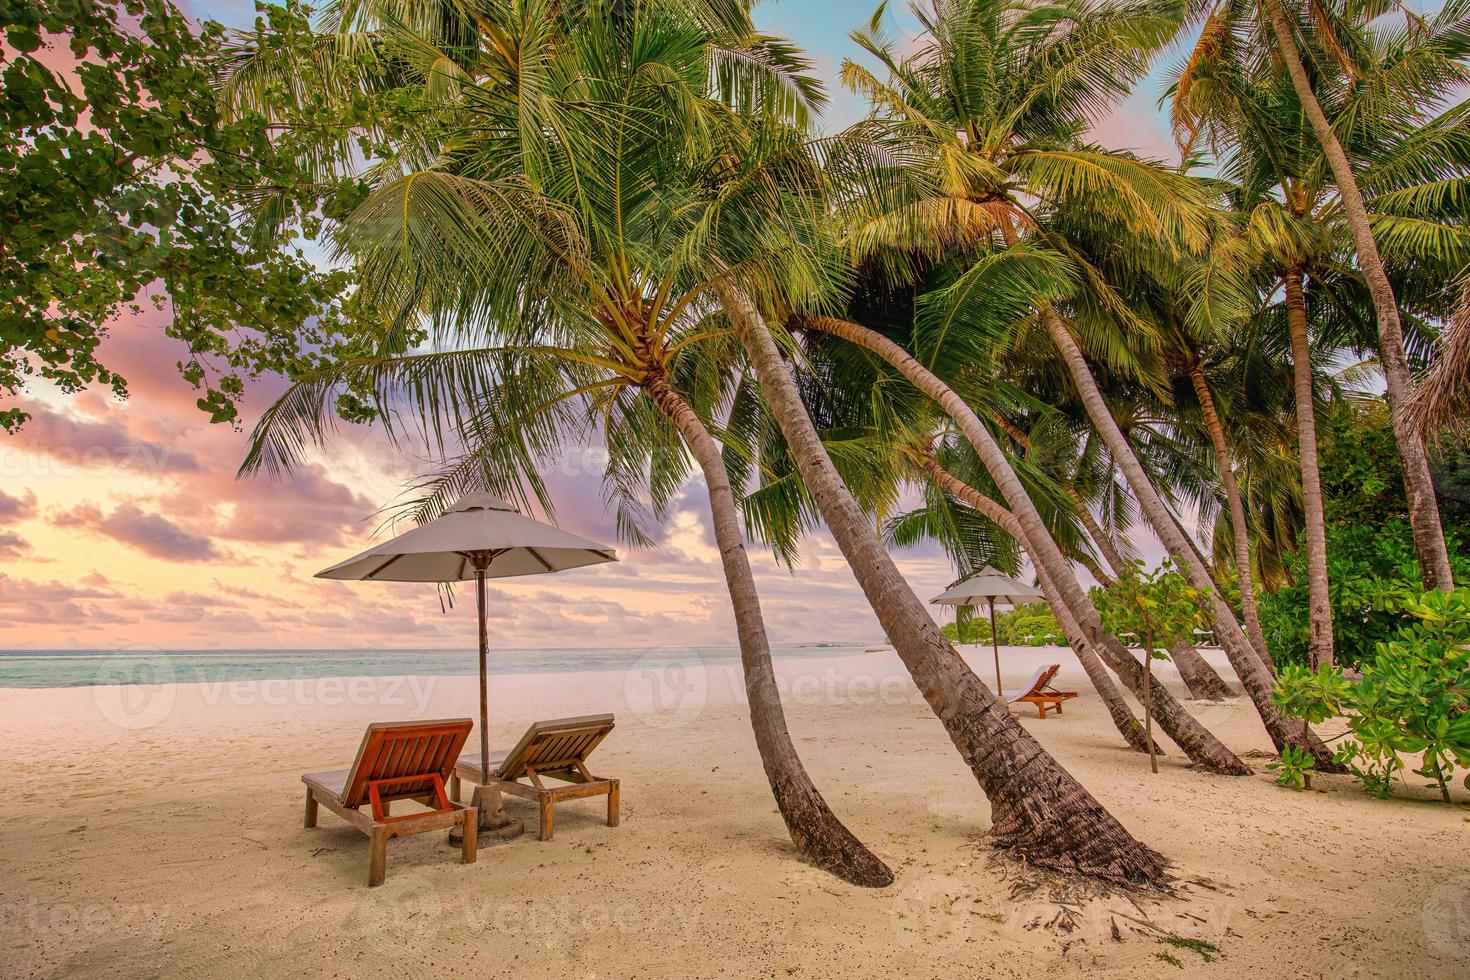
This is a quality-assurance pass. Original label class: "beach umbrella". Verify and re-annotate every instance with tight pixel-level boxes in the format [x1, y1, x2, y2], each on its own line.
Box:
[317, 492, 617, 832]
[930, 567, 1045, 692]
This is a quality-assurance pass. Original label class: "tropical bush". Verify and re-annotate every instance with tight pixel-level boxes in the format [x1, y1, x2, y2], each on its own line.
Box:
[1274, 588, 1470, 802]
[1259, 520, 1470, 669]
[1094, 562, 1205, 655]
[940, 604, 1061, 646]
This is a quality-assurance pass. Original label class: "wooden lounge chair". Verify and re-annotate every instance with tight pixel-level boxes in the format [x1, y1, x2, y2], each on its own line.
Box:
[1003, 664, 1079, 718]
[451, 714, 619, 842]
[302, 719, 478, 887]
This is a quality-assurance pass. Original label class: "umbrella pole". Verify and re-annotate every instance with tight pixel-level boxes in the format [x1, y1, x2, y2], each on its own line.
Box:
[989, 598, 1001, 693]
[476, 565, 490, 786]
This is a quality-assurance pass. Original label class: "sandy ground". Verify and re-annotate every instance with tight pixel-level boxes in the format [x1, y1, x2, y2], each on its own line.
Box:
[1, 645, 1467, 979]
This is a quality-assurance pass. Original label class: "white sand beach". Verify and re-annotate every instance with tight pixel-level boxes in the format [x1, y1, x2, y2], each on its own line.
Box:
[1, 646, 1466, 978]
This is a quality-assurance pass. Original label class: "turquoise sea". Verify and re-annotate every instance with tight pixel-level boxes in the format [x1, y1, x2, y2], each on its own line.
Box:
[0, 643, 877, 689]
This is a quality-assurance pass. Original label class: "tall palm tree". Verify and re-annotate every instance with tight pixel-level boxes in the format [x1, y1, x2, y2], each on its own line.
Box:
[226, 0, 893, 886]
[787, 309, 1248, 772]
[1172, 5, 1470, 662]
[716, 280, 1170, 882]
[789, 320, 1165, 753]
[821, 0, 1329, 764]
[1186, 0, 1470, 591]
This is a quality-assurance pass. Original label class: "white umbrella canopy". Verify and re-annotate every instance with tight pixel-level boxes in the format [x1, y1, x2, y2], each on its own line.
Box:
[930, 567, 1046, 608]
[317, 492, 617, 835]
[930, 567, 1046, 692]
[317, 493, 617, 582]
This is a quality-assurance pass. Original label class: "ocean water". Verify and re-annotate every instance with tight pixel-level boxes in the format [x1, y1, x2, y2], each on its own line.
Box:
[0, 643, 879, 689]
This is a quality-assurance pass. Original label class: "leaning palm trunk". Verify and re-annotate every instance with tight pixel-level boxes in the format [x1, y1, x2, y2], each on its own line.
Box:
[809, 315, 1246, 774]
[1158, 507, 1249, 699]
[1169, 639, 1237, 701]
[1037, 304, 1342, 771]
[1186, 362, 1273, 669]
[721, 283, 1167, 884]
[1262, 0, 1454, 593]
[1063, 485, 1125, 586]
[1283, 269, 1335, 669]
[645, 376, 893, 887]
[920, 459, 1161, 756]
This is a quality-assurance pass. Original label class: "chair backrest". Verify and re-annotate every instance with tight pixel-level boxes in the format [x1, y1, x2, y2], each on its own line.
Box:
[1005, 665, 1059, 701]
[339, 719, 472, 808]
[494, 714, 615, 781]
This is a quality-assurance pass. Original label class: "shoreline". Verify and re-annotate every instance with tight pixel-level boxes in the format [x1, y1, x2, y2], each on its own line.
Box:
[0, 642, 891, 690]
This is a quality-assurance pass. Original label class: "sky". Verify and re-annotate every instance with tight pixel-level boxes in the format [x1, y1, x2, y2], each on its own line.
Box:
[0, 0, 1203, 652]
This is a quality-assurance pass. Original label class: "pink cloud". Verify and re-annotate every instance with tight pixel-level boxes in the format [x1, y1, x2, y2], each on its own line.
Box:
[52, 501, 221, 562]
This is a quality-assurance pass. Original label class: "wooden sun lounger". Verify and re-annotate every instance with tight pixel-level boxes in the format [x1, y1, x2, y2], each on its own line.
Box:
[302, 718, 478, 887]
[451, 714, 619, 842]
[1004, 664, 1079, 718]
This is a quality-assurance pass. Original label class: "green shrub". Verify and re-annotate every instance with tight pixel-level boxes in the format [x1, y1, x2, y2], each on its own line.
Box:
[1273, 588, 1470, 802]
[939, 604, 1061, 646]
[1258, 520, 1470, 669]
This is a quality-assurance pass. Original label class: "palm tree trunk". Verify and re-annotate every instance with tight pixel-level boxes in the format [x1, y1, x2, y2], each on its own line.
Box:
[721, 283, 1168, 884]
[1283, 269, 1336, 669]
[920, 458, 1160, 755]
[805, 315, 1246, 774]
[1262, 0, 1454, 592]
[1063, 485, 1126, 585]
[1186, 362, 1273, 669]
[1170, 639, 1237, 701]
[644, 376, 893, 886]
[1037, 303, 1342, 771]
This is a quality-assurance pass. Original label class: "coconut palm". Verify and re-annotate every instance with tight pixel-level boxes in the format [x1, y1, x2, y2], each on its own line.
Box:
[1181, 0, 1470, 592]
[782, 318, 1165, 753]
[715, 280, 1170, 883]
[229, 0, 1170, 885]
[814, 0, 1331, 764]
[1172, 3, 1470, 663]
[226, 0, 894, 887]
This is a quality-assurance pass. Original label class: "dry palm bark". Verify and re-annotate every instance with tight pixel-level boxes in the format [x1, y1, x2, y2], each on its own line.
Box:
[645, 376, 893, 886]
[1169, 639, 1238, 701]
[1186, 361, 1273, 669]
[1283, 269, 1335, 668]
[721, 283, 1168, 884]
[1262, 0, 1453, 593]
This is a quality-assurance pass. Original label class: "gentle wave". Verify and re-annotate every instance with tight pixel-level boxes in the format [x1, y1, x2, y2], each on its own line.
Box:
[0, 644, 879, 688]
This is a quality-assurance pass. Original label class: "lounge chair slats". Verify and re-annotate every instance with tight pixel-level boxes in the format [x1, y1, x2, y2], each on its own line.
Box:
[303, 718, 479, 886]
[1003, 665, 1079, 718]
[452, 714, 620, 841]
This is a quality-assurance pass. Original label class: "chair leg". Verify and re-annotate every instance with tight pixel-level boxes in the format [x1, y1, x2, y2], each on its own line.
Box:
[461, 809, 478, 864]
[1036, 703, 1046, 718]
[449, 773, 461, 803]
[304, 788, 318, 829]
[539, 797, 554, 841]
[607, 781, 620, 827]
[368, 826, 388, 887]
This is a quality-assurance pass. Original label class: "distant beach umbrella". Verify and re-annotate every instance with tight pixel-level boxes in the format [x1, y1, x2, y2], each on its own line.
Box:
[318, 492, 616, 834]
[930, 568, 1046, 692]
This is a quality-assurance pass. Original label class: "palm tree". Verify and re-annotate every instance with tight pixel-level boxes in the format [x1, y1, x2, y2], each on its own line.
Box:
[225, 0, 893, 886]
[788, 309, 1249, 772]
[1172, 4, 1470, 662]
[1191, 0, 1469, 591]
[820, 0, 1330, 764]
[716, 280, 1170, 883]
[790, 324, 1166, 753]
